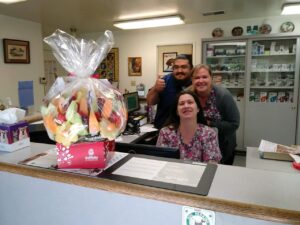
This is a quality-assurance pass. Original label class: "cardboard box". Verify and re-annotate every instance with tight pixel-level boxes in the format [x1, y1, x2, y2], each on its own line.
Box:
[56, 140, 115, 169]
[0, 121, 30, 152]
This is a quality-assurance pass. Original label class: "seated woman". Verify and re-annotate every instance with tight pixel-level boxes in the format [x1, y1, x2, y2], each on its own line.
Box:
[156, 90, 221, 163]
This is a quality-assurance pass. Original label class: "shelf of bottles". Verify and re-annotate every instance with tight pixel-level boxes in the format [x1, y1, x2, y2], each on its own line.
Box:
[250, 39, 296, 103]
[205, 41, 246, 101]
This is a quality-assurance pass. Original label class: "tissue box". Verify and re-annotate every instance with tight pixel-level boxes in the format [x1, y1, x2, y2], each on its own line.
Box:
[56, 140, 115, 169]
[0, 121, 30, 152]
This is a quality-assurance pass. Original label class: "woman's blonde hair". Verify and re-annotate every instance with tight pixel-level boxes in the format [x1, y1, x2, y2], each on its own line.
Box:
[191, 64, 212, 78]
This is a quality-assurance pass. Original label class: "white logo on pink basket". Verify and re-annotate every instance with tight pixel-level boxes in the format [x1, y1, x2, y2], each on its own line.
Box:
[85, 148, 98, 161]
[88, 149, 94, 156]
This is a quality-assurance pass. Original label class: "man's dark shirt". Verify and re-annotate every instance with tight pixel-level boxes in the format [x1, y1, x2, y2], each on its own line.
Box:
[153, 74, 191, 129]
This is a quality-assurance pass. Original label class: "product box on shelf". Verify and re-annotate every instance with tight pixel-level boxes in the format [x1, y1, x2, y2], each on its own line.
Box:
[212, 74, 222, 85]
[278, 92, 289, 102]
[260, 92, 268, 102]
[0, 121, 30, 152]
[268, 92, 277, 102]
[56, 140, 115, 169]
[238, 74, 244, 86]
[287, 78, 294, 87]
[289, 91, 293, 103]
[249, 92, 255, 102]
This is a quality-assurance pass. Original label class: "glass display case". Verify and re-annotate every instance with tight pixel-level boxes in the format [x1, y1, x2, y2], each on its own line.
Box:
[204, 41, 246, 101]
[202, 40, 247, 151]
[249, 39, 296, 103]
[245, 37, 299, 147]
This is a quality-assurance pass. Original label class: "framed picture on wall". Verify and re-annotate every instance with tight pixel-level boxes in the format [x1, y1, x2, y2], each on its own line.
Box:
[128, 57, 142, 76]
[95, 48, 119, 82]
[185, 54, 193, 67]
[3, 39, 30, 64]
[163, 52, 177, 72]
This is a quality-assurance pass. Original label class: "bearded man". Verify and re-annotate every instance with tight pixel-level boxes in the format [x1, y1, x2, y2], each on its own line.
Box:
[147, 54, 193, 129]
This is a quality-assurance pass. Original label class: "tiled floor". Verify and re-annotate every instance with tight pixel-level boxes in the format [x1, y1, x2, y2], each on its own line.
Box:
[233, 155, 246, 167]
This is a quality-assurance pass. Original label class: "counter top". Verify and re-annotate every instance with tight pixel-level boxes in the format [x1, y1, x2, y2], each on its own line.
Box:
[246, 147, 298, 174]
[0, 143, 300, 224]
[23, 113, 42, 123]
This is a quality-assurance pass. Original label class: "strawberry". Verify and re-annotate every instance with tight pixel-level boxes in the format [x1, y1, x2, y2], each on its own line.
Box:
[109, 112, 121, 128]
[55, 113, 66, 125]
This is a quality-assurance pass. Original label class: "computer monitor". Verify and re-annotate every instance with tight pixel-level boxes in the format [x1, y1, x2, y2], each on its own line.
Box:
[115, 142, 180, 159]
[123, 92, 140, 114]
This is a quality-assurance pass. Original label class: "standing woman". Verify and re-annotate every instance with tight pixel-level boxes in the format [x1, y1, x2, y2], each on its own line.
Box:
[156, 90, 221, 163]
[191, 64, 240, 165]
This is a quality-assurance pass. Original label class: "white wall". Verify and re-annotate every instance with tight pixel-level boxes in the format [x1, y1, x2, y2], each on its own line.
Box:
[0, 15, 44, 111]
[2, 13, 299, 110]
[84, 15, 300, 94]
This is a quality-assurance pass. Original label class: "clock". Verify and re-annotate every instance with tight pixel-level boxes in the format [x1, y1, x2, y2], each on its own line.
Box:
[280, 22, 295, 33]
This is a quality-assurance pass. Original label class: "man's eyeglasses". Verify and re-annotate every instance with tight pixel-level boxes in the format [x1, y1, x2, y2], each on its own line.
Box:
[173, 65, 190, 70]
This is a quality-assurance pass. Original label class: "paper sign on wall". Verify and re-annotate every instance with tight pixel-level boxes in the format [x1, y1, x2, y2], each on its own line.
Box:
[18, 80, 34, 109]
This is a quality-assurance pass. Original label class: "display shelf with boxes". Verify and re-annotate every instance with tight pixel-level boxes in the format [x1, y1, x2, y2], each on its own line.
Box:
[204, 41, 246, 96]
[249, 39, 296, 104]
[245, 36, 300, 148]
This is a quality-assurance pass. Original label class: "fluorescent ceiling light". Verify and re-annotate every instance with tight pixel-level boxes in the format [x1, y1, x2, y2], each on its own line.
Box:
[281, 3, 300, 15]
[118, 10, 177, 20]
[114, 15, 184, 30]
[0, 0, 26, 3]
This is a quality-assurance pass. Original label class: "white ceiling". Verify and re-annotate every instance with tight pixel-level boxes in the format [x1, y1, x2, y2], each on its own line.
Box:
[0, 0, 288, 36]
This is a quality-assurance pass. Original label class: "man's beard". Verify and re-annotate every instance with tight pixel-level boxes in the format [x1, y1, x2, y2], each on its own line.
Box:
[173, 73, 191, 87]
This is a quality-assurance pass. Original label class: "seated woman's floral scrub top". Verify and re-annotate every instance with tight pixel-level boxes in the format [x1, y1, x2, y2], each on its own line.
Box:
[156, 124, 222, 163]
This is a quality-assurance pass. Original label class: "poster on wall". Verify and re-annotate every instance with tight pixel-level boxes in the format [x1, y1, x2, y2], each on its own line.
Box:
[163, 52, 177, 72]
[185, 54, 193, 67]
[95, 48, 119, 82]
[128, 57, 142, 76]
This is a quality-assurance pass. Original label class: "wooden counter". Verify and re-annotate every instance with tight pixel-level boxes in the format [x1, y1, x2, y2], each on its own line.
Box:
[0, 143, 299, 225]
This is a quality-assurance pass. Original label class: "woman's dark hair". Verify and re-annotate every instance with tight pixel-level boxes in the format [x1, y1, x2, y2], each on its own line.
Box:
[164, 90, 206, 129]
[174, 54, 193, 69]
